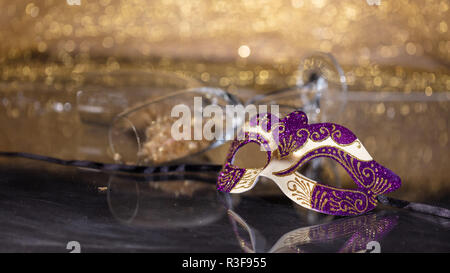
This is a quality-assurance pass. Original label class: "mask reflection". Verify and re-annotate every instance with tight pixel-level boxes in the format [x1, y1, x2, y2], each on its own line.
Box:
[220, 192, 398, 253]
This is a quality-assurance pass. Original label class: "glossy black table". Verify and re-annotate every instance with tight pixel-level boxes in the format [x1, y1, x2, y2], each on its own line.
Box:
[0, 158, 448, 253]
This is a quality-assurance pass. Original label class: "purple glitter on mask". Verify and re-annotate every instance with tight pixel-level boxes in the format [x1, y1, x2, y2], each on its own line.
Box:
[217, 110, 402, 216]
[274, 111, 358, 158]
[310, 185, 377, 216]
[217, 163, 246, 192]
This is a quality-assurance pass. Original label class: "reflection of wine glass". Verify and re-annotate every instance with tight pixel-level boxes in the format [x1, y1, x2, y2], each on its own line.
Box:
[107, 174, 225, 228]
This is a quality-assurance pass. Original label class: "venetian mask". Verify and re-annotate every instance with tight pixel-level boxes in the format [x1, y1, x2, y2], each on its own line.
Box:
[217, 110, 401, 216]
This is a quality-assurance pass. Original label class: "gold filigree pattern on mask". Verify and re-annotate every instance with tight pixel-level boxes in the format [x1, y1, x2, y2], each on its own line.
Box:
[233, 168, 262, 190]
[312, 186, 374, 215]
[296, 127, 310, 139]
[278, 134, 298, 157]
[218, 165, 244, 191]
[286, 173, 315, 207]
[311, 126, 331, 142]
[369, 176, 391, 196]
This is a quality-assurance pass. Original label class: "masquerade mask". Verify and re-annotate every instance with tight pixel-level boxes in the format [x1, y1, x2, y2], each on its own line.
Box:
[217, 110, 402, 216]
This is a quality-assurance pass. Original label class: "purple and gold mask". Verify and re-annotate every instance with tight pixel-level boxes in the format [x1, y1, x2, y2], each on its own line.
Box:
[217, 110, 401, 216]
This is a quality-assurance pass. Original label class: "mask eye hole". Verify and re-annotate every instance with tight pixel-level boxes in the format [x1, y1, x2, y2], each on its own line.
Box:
[299, 158, 358, 189]
[232, 142, 268, 169]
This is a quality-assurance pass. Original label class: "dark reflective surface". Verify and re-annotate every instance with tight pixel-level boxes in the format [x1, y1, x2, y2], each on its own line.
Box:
[0, 158, 449, 253]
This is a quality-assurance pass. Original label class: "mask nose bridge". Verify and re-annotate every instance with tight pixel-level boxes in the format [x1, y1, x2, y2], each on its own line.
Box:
[259, 158, 296, 178]
[259, 158, 317, 210]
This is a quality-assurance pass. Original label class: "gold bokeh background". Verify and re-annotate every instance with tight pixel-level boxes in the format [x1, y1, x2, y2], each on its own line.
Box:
[0, 0, 449, 201]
